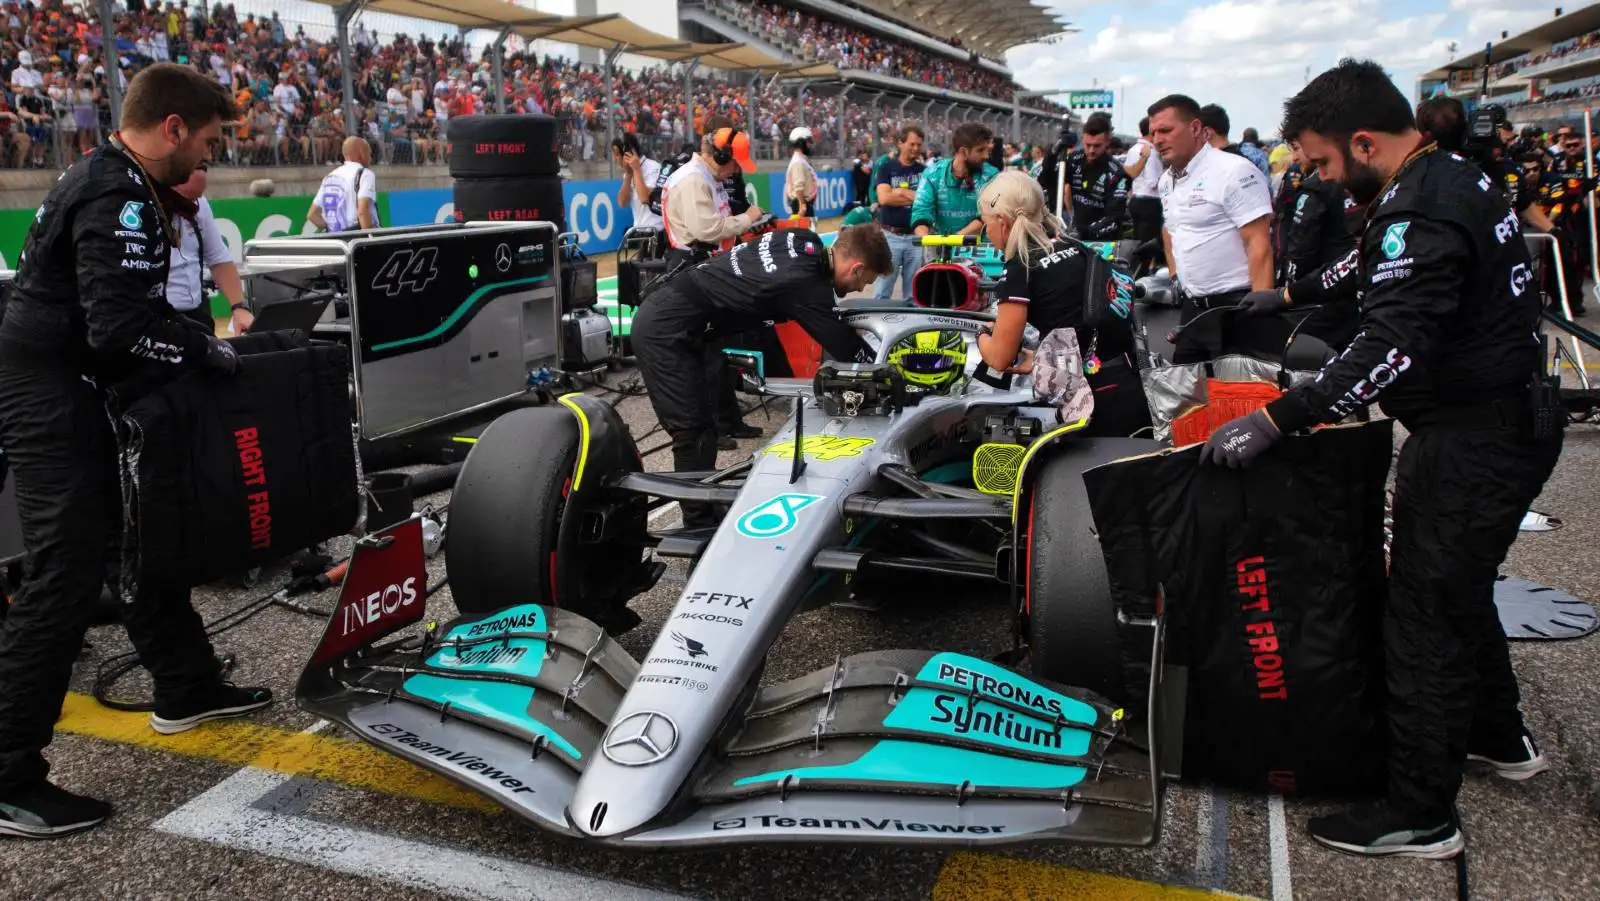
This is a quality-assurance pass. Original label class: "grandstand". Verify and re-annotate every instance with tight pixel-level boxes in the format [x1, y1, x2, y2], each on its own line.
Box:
[0, 0, 1071, 173]
[1419, 4, 1600, 128]
[678, 0, 1073, 153]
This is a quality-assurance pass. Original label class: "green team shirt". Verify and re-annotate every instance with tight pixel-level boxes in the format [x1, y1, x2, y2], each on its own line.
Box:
[910, 158, 999, 235]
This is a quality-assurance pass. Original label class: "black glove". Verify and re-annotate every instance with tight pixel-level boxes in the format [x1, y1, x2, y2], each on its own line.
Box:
[1241, 287, 1290, 316]
[203, 335, 240, 376]
[1200, 408, 1282, 468]
[176, 312, 214, 336]
[1082, 217, 1120, 240]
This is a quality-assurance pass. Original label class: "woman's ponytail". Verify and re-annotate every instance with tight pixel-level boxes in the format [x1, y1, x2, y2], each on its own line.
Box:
[979, 169, 1066, 266]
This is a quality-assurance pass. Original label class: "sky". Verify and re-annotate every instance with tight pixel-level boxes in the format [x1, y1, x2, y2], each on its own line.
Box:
[1004, 0, 1583, 138]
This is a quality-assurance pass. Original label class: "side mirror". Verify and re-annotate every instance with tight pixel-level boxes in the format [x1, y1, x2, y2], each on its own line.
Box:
[723, 348, 766, 394]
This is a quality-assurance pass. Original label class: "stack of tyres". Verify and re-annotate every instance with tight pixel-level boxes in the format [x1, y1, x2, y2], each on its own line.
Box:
[449, 115, 565, 230]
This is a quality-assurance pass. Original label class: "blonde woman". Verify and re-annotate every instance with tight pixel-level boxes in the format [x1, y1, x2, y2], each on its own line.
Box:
[974, 170, 1151, 437]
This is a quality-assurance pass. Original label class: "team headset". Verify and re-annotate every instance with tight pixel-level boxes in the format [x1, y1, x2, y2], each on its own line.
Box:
[708, 127, 742, 166]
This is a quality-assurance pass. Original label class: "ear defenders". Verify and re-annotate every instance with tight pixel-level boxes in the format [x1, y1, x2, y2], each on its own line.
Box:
[709, 127, 741, 166]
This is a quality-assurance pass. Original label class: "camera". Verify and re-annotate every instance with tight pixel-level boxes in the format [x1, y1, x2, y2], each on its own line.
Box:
[1464, 103, 1508, 160]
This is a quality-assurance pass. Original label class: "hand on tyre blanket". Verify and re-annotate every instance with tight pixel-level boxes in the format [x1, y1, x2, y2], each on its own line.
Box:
[1201, 408, 1281, 468]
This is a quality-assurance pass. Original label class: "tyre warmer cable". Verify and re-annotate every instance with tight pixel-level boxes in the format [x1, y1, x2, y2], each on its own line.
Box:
[91, 509, 451, 712]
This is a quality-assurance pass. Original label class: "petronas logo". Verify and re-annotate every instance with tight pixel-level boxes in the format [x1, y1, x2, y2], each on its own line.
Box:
[1381, 222, 1410, 260]
[736, 494, 822, 539]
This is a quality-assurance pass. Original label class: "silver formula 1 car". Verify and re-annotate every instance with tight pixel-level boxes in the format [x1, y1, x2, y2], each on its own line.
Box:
[296, 305, 1173, 849]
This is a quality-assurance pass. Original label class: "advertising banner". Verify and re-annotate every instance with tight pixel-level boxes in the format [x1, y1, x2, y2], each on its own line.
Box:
[384, 181, 638, 256]
[0, 172, 828, 267]
[766, 169, 853, 219]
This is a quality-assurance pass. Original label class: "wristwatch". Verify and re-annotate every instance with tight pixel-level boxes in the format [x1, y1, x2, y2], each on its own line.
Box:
[229, 303, 249, 313]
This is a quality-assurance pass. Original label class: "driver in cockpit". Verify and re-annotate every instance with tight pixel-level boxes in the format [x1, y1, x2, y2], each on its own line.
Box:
[630, 223, 891, 527]
[973, 171, 1152, 437]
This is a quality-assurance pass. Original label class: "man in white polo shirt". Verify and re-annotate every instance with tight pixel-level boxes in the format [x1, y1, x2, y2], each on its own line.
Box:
[307, 136, 377, 233]
[1124, 116, 1164, 249]
[1149, 94, 1275, 362]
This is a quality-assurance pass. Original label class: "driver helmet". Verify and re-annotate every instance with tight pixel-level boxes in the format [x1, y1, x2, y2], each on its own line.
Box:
[888, 330, 968, 393]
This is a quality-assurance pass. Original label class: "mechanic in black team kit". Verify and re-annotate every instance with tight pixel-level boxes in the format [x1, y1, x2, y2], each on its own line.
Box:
[632, 224, 891, 527]
[1213, 60, 1561, 860]
[1061, 115, 1129, 240]
[1269, 144, 1363, 350]
[0, 63, 270, 840]
[973, 171, 1151, 437]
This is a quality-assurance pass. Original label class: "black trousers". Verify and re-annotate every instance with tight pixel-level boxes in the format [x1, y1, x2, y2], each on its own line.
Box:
[1172, 290, 1249, 363]
[1384, 419, 1561, 816]
[1129, 196, 1164, 245]
[1561, 219, 1590, 312]
[0, 362, 220, 793]
[631, 288, 721, 527]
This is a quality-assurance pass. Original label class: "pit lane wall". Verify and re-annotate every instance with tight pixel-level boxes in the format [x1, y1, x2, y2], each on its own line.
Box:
[0, 170, 859, 268]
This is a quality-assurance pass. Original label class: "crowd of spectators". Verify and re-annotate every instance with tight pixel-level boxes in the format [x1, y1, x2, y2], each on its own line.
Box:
[0, 0, 1037, 170]
[1516, 27, 1600, 74]
[705, 0, 1015, 98]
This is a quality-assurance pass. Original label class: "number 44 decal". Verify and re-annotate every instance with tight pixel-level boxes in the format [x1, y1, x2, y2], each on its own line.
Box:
[372, 247, 441, 296]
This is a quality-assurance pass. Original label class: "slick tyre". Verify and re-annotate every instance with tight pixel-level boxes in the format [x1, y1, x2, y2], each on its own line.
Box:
[453, 176, 565, 232]
[446, 407, 578, 618]
[1025, 437, 1160, 705]
[446, 114, 561, 178]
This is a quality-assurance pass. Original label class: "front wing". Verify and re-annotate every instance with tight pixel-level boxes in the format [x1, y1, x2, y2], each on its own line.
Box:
[300, 601, 1166, 849]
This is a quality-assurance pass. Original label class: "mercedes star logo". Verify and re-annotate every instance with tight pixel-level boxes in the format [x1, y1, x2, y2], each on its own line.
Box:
[602, 711, 679, 766]
[494, 243, 512, 272]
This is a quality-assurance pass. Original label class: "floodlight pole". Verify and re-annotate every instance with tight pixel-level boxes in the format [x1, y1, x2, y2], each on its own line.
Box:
[97, 0, 125, 130]
[604, 46, 625, 178]
[333, 2, 367, 136]
[683, 57, 700, 145]
[492, 27, 512, 115]
[838, 83, 852, 166]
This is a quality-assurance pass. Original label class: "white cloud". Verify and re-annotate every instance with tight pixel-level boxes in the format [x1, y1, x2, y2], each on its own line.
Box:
[1006, 0, 1573, 138]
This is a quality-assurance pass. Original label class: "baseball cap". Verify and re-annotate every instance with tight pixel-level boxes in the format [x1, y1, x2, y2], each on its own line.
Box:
[710, 127, 755, 173]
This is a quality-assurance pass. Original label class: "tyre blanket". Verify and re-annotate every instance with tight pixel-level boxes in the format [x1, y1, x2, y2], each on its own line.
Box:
[112, 332, 359, 599]
[1082, 421, 1392, 795]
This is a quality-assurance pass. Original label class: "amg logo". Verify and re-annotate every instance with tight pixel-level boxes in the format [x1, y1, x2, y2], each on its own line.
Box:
[467, 612, 541, 636]
[929, 694, 1065, 749]
[711, 814, 1007, 835]
[366, 724, 535, 794]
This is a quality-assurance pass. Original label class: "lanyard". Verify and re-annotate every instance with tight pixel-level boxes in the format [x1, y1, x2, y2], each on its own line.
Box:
[109, 132, 174, 246]
[1362, 139, 1436, 233]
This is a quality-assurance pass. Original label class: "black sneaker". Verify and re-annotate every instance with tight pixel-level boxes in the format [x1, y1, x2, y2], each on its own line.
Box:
[0, 781, 112, 839]
[1307, 801, 1464, 859]
[716, 435, 738, 451]
[150, 682, 273, 735]
[722, 423, 762, 440]
[1468, 728, 1550, 781]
